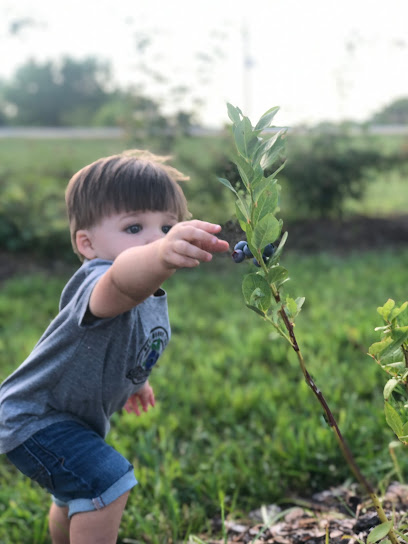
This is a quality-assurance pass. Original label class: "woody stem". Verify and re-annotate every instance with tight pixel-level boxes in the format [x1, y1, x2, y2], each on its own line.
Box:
[273, 292, 399, 544]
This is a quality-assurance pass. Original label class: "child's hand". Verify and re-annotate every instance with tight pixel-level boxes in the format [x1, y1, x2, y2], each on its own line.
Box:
[124, 381, 155, 416]
[158, 220, 229, 269]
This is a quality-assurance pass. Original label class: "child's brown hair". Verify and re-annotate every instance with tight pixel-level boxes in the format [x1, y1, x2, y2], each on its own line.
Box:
[66, 150, 191, 259]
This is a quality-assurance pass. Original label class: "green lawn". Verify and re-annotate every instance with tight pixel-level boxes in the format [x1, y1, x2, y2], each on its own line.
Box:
[1, 248, 407, 543]
[0, 132, 407, 541]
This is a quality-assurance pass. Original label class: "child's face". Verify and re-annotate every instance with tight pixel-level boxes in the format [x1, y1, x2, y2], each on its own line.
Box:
[79, 210, 178, 261]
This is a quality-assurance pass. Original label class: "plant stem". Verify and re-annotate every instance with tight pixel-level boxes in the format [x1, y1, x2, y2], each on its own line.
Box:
[274, 293, 399, 544]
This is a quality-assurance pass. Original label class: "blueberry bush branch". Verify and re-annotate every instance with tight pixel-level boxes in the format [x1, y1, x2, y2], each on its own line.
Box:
[218, 104, 398, 544]
[369, 300, 408, 444]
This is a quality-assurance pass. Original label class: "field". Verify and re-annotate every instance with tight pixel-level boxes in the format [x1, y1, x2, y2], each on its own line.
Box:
[0, 135, 408, 543]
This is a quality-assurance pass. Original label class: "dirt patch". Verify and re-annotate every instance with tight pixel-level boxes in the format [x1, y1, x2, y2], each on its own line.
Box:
[221, 214, 408, 253]
[1, 215, 408, 284]
[0, 251, 75, 284]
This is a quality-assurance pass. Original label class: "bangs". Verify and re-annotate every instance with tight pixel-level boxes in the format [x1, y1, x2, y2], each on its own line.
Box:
[104, 160, 187, 219]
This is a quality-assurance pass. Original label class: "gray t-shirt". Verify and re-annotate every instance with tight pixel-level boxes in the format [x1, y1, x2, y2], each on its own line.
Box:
[0, 258, 171, 454]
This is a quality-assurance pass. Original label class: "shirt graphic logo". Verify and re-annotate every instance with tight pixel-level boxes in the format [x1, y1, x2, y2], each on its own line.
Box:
[126, 326, 169, 386]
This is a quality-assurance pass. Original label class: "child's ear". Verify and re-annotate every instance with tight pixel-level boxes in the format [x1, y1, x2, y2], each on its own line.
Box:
[76, 230, 97, 260]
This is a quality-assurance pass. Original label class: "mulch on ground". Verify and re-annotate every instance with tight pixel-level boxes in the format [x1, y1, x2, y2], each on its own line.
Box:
[202, 482, 408, 544]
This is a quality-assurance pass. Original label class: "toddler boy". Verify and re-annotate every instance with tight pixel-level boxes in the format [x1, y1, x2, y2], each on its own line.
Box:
[0, 150, 229, 544]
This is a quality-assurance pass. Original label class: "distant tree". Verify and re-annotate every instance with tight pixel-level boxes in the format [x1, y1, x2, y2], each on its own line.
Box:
[370, 97, 408, 125]
[1, 57, 115, 126]
[0, 80, 8, 125]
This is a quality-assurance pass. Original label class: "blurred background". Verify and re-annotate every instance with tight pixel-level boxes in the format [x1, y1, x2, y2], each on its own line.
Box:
[1, 2, 408, 543]
[0, 0, 408, 258]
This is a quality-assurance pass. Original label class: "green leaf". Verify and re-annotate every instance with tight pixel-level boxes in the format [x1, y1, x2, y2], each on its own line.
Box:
[253, 184, 280, 223]
[252, 214, 281, 250]
[383, 378, 399, 400]
[217, 177, 238, 196]
[232, 155, 254, 189]
[367, 521, 393, 543]
[377, 299, 395, 321]
[233, 117, 259, 158]
[245, 304, 266, 317]
[235, 197, 251, 223]
[389, 301, 408, 323]
[382, 362, 405, 375]
[253, 129, 285, 166]
[242, 274, 272, 312]
[250, 287, 269, 309]
[238, 219, 248, 232]
[235, 200, 248, 225]
[254, 106, 280, 131]
[268, 160, 287, 179]
[286, 297, 298, 318]
[227, 103, 242, 124]
[272, 231, 288, 261]
[295, 297, 305, 315]
[267, 265, 289, 287]
[260, 134, 286, 171]
[369, 337, 393, 357]
[397, 303, 408, 326]
[252, 176, 276, 203]
[384, 401, 404, 438]
[382, 326, 408, 358]
[285, 296, 305, 319]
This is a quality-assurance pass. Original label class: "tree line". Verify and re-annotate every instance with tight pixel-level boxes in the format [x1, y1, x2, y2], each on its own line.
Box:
[0, 56, 195, 134]
[1, 56, 408, 129]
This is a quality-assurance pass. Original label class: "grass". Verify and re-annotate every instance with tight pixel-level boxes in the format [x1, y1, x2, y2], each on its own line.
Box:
[1, 248, 408, 543]
[344, 165, 408, 216]
[0, 132, 407, 541]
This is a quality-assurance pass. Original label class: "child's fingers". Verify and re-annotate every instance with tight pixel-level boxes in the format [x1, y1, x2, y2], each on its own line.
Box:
[199, 238, 230, 253]
[124, 396, 141, 415]
[124, 399, 133, 413]
[185, 220, 223, 234]
[175, 224, 229, 253]
[148, 388, 156, 407]
[174, 239, 213, 263]
[131, 397, 142, 415]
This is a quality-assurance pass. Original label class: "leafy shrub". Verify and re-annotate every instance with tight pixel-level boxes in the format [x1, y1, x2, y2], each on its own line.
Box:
[215, 131, 401, 219]
[283, 133, 384, 217]
[0, 168, 72, 258]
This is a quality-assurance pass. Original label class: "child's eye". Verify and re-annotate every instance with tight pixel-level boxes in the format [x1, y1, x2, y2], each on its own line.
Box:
[162, 225, 172, 234]
[126, 224, 142, 234]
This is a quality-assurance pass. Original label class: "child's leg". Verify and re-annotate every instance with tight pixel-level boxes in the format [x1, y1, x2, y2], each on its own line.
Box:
[49, 503, 70, 544]
[69, 491, 129, 544]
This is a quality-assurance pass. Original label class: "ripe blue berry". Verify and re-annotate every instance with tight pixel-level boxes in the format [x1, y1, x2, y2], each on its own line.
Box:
[232, 249, 245, 263]
[253, 257, 261, 267]
[243, 244, 253, 257]
[263, 243, 275, 257]
[234, 240, 247, 251]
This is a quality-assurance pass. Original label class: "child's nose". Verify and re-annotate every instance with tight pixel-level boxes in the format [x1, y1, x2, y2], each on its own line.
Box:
[147, 231, 165, 244]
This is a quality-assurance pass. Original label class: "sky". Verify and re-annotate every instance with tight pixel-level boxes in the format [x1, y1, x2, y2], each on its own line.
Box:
[1, 0, 408, 128]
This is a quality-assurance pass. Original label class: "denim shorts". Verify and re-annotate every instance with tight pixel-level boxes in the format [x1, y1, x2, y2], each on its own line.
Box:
[6, 420, 137, 518]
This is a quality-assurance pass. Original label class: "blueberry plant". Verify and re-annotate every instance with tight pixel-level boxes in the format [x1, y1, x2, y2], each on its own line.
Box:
[369, 300, 408, 445]
[218, 103, 399, 544]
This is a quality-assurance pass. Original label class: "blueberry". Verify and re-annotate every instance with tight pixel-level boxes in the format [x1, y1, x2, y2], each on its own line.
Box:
[234, 240, 247, 250]
[243, 244, 253, 257]
[232, 249, 245, 263]
[263, 243, 275, 257]
[253, 257, 261, 267]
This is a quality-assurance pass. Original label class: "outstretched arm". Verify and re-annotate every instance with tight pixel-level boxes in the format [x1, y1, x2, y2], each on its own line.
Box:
[89, 220, 229, 318]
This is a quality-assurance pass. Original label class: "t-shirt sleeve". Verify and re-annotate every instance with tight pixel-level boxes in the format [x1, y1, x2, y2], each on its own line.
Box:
[60, 259, 114, 328]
